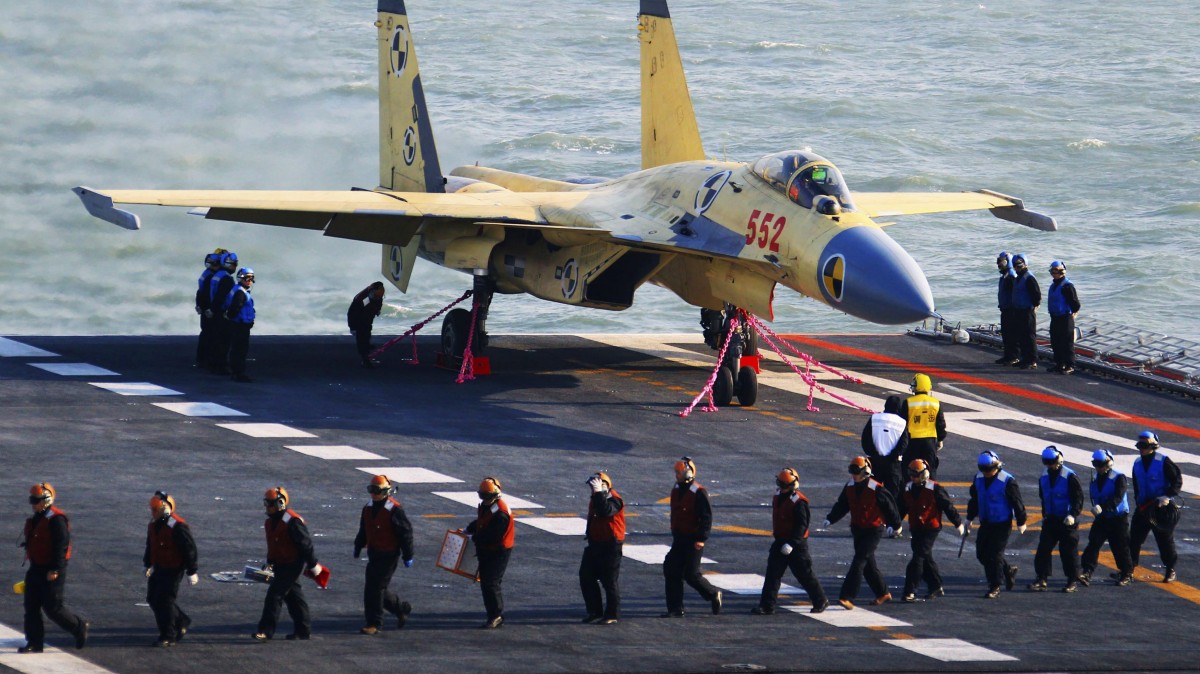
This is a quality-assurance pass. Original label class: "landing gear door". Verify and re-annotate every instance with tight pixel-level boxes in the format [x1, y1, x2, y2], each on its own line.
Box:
[382, 238, 420, 293]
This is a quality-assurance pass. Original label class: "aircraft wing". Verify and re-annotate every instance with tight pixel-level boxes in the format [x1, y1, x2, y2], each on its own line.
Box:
[853, 189, 1057, 231]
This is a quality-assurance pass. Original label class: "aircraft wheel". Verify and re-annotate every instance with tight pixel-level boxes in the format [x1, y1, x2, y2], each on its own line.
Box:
[744, 328, 759, 357]
[712, 365, 734, 407]
[736, 367, 758, 407]
[442, 308, 471, 359]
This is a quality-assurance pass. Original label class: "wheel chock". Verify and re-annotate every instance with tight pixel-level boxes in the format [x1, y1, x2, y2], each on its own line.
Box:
[472, 356, 492, 376]
[435, 352, 492, 376]
[739, 354, 761, 374]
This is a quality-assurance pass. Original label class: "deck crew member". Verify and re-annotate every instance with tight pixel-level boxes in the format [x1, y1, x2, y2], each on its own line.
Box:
[823, 457, 901, 609]
[662, 457, 722, 617]
[1009, 253, 1041, 369]
[752, 468, 828, 615]
[222, 267, 255, 383]
[144, 491, 198, 647]
[1079, 449, 1134, 587]
[580, 472, 625, 625]
[898, 374, 946, 478]
[898, 459, 963, 602]
[354, 475, 414, 635]
[195, 249, 226, 368]
[465, 477, 514, 628]
[1046, 260, 1081, 374]
[995, 251, 1019, 365]
[861, 395, 909, 499]
[967, 451, 1027, 598]
[1030, 447, 1084, 592]
[347, 281, 385, 368]
[19, 483, 88, 653]
[1129, 431, 1183, 583]
[207, 251, 238, 373]
[254, 487, 323, 641]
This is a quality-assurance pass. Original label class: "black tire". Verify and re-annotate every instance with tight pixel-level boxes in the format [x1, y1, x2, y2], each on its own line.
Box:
[712, 366, 734, 407]
[743, 327, 759, 357]
[442, 308, 471, 359]
[736, 367, 758, 406]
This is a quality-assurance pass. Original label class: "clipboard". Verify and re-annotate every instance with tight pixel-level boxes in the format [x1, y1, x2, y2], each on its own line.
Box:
[436, 530, 479, 581]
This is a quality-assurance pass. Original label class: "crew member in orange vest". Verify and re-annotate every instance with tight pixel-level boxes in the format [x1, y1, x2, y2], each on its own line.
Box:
[662, 456, 722, 618]
[144, 491, 198, 647]
[752, 468, 829, 615]
[354, 475, 414, 635]
[823, 457, 901, 609]
[19, 483, 88, 653]
[897, 459, 963, 603]
[254, 486, 323, 641]
[580, 471, 625, 625]
[465, 477, 514, 629]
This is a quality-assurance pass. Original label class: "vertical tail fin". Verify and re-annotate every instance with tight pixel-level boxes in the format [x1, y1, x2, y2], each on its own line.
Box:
[638, 0, 705, 170]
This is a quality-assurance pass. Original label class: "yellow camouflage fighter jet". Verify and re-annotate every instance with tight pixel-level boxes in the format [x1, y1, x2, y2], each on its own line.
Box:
[75, 0, 1054, 405]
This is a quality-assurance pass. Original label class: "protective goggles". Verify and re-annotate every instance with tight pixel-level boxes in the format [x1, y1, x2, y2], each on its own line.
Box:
[1091, 460, 1110, 468]
[908, 468, 925, 478]
[1041, 457, 1060, 465]
[262, 498, 279, 507]
[367, 484, 390, 495]
[848, 464, 868, 475]
[28, 495, 50, 504]
[477, 490, 496, 500]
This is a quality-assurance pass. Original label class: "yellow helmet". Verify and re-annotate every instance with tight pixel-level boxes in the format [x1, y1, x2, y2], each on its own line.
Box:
[911, 373, 932, 394]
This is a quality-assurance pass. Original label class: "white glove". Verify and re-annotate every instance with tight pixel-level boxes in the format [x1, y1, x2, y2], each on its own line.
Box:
[885, 526, 895, 538]
[188, 573, 199, 586]
[587, 476, 604, 493]
[821, 519, 831, 529]
[956, 523, 966, 537]
[310, 564, 323, 576]
[1018, 524, 1027, 535]
[1063, 515, 1075, 526]
[780, 543, 793, 556]
[145, 567, 153, 579]
[893, 522, 903, 537]
[1092, 504, 1103, 515]
[1157, 495, 1172, 507]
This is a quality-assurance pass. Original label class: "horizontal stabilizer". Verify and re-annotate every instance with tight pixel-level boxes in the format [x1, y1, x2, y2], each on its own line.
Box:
[977, 190, 1057, 231]
[72, 187, 140, 230]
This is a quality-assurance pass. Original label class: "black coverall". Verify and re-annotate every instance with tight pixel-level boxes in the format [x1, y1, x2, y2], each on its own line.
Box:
[1034, 468, 1084, 582]
[861, 405, 909, 499]
[757, 490, 827, 612]
[466, 502, 513, 621]
[967, 475, 1027, 591]
[579, 489, 624, 620]
[1081, 471, 1133, 577]
[898, 480, 962, 596]
[258, 513, 318, 638]
[144, 516, 199, 642]
[1130, 453, 1183, 572]
[826, 479, 901, 602]
[1047, 279, 1081, 370]
[354, 499, 415, 629]
[347, 285, 384, 362]
[663, 482, 719, 613]
[23, 511, 86, 650]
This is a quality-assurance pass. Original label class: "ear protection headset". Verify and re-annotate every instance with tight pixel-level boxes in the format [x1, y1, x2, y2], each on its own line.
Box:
[152, 490, 174, 515]
[478, 477, 502, 498]
[978, 450, 1002, 470]
[675, 456, 696, 482]
[776, 467, 799, 489]
[265, 486, 287, 510]
[30, 483, 54, 507]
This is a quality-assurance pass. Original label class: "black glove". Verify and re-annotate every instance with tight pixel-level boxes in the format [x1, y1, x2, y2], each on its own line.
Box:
[353, 547, 362, 559]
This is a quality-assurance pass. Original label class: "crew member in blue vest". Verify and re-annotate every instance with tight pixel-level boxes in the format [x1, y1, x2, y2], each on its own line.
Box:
[994, 251, 1019, 365]
[1030, 446, 1084, 592]
[1009, 254, 1041, 369]
[823, 457, 901, 609]
[208, 251, 238, 374]
[898, 459, 963, 603]
[861, 395, 909, 499]
[1079, 449, 1133, 587]
[1046, 260, 1081, 374]
[194, 249, 226, 368]
[1129, 431, 1182, 583]
[223, 268, 256, 383]
[967, 450, 1027, 599]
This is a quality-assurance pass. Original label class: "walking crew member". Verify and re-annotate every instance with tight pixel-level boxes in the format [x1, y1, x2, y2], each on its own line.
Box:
[662, 457, 722, 617]
[580, 472, 625, 625]
[465, 477, 514, 628]
[208, 251, 238, 373]
[223, 267, 256, 383]
[899, 374, 946, 478]
[967, 451, 1027, 599]
[752, 468, 828, 615]
[348, 281, 386, 368]
[898, 459, 963, 603]
[1046, 260, 1081, 374]
[1009, 253, 1041, 369]
[1079, 449, 1134, 587]
[1129, 431, 1183, 582]
[354, 475, 414, 635]
[861, 395, 909, 498]
[995, 251, 1019, 365]
[1030, 447, 1084, 592]
[144, 491, 198, 647]
[195, 249, 226, 368]
[19, 483, 88, 653]
[823, 457, 901, 609]
[254, 487, 323, 641]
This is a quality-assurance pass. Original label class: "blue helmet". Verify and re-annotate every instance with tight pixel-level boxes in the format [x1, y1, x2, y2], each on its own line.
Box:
[1136, 430, 1159, 450]
[1049, 259, 1066, 274]
[1041, 446, 1063, 463]
[997, 251, 1010, 264]
[222, 252, 239, 272]
[978, 450, 1001, 470]
[1011, 253, 1028, 270]
[1091, 449, 1114, 466]
[236, 267, 255, 283]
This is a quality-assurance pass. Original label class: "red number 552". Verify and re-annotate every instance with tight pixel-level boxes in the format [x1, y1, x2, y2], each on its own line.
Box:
[744, 210, 785, 252]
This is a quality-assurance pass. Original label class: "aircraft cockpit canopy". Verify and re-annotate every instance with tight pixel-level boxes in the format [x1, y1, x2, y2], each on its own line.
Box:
[751, 150, 855, 214]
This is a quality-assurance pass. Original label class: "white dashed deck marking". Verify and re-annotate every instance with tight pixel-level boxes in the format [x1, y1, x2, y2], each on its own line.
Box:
[790, 603, 911, 628]
[0, 338, 58, 358]
[90, 382, 183, 396]
[0, 623, 116, 673]
[431, 491, 543, 509]
[153, 402, 247, 417]
[283, 446, 387, 461]
[621, 543, 716, 565]
[216, 423, 316, 438]
[884, 638, 1017, 662]
[705, 572, 803, 595]
[516, 516, 586, 536]
[355, 466, 462, 481]
[30, 363, 117, 376]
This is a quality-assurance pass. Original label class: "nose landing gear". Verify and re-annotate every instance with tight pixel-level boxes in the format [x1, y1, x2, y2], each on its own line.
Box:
[700, 305, 760, 407]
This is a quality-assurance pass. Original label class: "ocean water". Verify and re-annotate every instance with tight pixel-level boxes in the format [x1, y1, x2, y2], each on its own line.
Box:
[2, 0, 1198, 338]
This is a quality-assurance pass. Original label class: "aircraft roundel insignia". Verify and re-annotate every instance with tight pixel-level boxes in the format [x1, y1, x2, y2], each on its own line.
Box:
[402, 127, 417, 165]
[390, 26, 409, 78]
[389, 245, 403, 280]
[694, 170, 731, 215]
[822, 254, 845, 303]
[561, 258, 579, 299]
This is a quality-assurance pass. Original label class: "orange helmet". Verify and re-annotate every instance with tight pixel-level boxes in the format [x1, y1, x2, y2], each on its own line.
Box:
[368, 474, 392, 497]
[477, 477, 502, 500]
[848, 456, 872, 476]
[674, 456, 696, 482]
[908, 459, 929, 481]
[150, 490, 176, 515]
[264, 486, 289, 509]
[594, 472, 613, 490]
[29, 483, 55, 506]
[776, 468, 799, 490]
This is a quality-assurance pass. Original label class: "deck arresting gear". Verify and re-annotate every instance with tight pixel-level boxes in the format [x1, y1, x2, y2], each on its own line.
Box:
[369, 289, 473, 365]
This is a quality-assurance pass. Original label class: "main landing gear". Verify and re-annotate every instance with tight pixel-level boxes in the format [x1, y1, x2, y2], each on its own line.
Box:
[700, 305, 760, 407]
[442, 273, 493, 360]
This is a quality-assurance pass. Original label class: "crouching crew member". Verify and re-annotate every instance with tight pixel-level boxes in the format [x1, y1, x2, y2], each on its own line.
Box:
[1031, 446, 1084, 592]
[1129, 431, 1183, 583]
[662, 457, 722, 617]
[752, 468, 828, 615]
[823, 457, 901, 609]
[144, 491, 198, 647]
[19, 483, 89, 654]
[354, 475, 414, 635]
[1080, 449, 1133, 587]
[254, 487, 323, 641]
[898, 459, 963, 602]
[861, 395, 909, 499]
[967, 451, 1027, 599]
[466, 477, 514, 628]
[580, 472, 625, 625]
[899, 374, 946, 478]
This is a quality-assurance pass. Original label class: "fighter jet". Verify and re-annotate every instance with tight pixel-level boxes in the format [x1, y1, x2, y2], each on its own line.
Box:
[75, 0, 1054, 406]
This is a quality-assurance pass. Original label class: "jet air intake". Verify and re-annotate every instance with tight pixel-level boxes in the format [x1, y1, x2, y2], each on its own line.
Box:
[817, 226, 934, 325]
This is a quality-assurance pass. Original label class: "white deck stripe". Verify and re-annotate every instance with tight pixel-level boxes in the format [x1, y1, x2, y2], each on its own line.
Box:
[89, 382, 182, 396]
[884, 638, 1017, 662]
[0, 623, 116, 673]
[516, 516, 587, 536]
[153, 402, 247, 417]
[30, 363, 117, 376]
[216, 423, 316, 438]
[431, 491, 543, 509]
[355, 466, 463, 482]
[790, 604, 911, 628]
[705, 572, 803, 595]
[620, 543, 715, 565]
[0, 338, 57, 358]
[283, 446, 387, 461]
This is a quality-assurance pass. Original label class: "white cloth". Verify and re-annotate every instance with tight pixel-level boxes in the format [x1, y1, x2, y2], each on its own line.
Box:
[870, 412, 907, 457]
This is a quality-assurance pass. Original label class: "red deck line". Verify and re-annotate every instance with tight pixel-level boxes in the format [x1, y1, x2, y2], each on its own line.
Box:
[782, 334, 1200, 441]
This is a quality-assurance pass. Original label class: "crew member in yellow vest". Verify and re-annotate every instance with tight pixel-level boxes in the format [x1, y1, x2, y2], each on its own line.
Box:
[898, 373, 947, 478]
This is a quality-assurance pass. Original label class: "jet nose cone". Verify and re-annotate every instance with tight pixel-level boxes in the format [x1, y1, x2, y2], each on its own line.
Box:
[817, 226, 935, 324]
